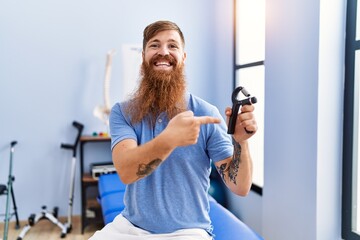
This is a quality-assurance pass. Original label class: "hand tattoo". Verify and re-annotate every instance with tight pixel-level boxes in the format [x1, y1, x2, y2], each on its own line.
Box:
[216, 140, 241, 184]
[136, 159, 162, 178]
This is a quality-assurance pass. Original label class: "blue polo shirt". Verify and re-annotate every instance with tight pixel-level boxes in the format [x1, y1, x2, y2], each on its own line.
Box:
[109, 93, 233, 235]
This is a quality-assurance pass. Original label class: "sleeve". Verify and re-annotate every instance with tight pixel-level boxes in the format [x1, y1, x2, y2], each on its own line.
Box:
[194, 101, 234, 162]
[109, 103, 138, 150]
[206, 107, 233, 162]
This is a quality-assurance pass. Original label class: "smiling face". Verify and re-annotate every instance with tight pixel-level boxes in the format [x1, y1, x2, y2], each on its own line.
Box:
[142, 30, 186, 71]
[125, 21, 188, 124]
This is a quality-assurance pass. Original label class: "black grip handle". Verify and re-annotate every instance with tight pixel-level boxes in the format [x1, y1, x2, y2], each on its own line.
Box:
[227, 96, 257, 134]
[227, 104, 241, 134]
[241, 96, 257, 106]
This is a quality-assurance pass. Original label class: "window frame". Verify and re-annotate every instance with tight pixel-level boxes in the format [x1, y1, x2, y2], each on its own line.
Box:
[342, 0, 360, 238]
[233, 0, 265, 195]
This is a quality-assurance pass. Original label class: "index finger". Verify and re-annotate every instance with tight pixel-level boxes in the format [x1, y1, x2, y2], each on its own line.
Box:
[240, 104, 255, 112]
[194, 116, 221, 125]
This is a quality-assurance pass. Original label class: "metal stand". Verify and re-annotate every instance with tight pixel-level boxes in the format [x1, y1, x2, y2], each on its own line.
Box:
[1, 141, 20, 240]
[17, 121, 84, 239]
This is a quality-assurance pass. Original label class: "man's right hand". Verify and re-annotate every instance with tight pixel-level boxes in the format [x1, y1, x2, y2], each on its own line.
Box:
[163, 110, 221, 147]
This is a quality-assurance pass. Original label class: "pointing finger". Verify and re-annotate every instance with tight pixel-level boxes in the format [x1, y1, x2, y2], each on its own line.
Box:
[194, 116, 221, 125]
[180, 110, 194, 117]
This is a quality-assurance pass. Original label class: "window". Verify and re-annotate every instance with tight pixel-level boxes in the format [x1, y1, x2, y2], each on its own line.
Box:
[234, 0, 265, 194]
[342, 0, 360, 238]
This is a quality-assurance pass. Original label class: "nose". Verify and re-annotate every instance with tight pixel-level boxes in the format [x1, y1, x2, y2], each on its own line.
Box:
[157, 46, 169, 56]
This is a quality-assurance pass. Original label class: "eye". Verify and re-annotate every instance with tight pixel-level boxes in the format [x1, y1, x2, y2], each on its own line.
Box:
[169, 44, 178, 49]
[148, 43, 159, 48]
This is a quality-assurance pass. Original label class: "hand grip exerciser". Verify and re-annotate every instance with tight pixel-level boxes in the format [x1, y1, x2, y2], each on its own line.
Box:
[227, 86, 257, 134]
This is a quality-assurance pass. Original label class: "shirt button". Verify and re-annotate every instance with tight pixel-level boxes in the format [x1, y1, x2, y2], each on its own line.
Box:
[158, 119, 163, 123]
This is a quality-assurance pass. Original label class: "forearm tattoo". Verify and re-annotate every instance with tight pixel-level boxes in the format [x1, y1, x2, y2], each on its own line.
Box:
[216, 140, 242, 184]
[136, 159, 162, 178]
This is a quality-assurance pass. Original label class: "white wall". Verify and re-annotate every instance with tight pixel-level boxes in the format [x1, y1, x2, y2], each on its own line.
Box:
[316, 0, 345, 238]
[264, 0, 320, 237]
[212, 0, 235, 111]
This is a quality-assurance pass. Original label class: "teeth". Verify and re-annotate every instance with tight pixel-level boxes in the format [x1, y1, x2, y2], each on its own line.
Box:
[155, 61, 170, 66]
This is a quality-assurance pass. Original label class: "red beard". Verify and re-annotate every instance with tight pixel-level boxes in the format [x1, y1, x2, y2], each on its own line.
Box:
[126, 55, 187, 124]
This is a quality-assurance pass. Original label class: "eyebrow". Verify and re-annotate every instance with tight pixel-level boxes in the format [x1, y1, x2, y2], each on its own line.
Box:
[147, 39, 180, 46]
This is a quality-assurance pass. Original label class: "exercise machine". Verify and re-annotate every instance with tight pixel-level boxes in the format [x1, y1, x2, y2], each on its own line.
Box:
[17, 121, 84, 239]
[1, 141, 20, 240]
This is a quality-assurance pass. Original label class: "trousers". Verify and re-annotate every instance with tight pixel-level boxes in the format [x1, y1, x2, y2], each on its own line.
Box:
[89, 214, 213, 240]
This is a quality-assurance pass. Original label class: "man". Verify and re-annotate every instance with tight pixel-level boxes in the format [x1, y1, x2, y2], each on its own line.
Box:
[90, 20, 257, 240]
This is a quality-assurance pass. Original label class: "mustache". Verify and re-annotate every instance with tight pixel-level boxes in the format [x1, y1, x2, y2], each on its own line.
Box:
[149, 54, 177, 66]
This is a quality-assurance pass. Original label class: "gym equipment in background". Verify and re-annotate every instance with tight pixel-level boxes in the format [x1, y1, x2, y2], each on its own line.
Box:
[60, 121, 84, 233]
[17, 121, 84, 239]
[1, 141, 20, 240]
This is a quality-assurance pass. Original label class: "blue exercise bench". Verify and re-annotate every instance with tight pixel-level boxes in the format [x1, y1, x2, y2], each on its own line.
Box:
[98, 173, 263, 240]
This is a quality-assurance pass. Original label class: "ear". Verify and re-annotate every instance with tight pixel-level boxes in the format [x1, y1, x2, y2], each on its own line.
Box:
[182, 52, 187, 64]
[142, 51, 145, 60]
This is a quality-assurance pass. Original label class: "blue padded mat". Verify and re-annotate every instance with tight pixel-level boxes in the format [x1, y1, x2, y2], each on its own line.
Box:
[98, 173, 126, 197]
[209, 196, 263, 240]
[100, 191, 126, 216]
[98, 173, 263, 240]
